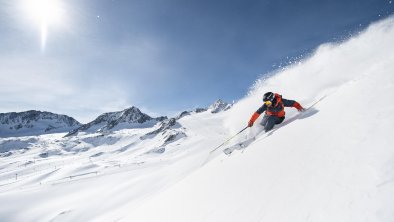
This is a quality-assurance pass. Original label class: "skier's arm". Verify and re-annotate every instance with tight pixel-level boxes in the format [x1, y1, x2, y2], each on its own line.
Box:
[282, 98, 304, 111]
[248, 105, 267, 127]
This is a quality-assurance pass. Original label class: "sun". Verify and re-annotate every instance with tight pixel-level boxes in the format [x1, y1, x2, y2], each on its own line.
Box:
[21, 0, 66, 51]
[24, 0, 64, 24]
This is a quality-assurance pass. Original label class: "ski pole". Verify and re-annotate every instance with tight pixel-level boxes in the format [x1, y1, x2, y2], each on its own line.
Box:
[209, 126, 249, 154]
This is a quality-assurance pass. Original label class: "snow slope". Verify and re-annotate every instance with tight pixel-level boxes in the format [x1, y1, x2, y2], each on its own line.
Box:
[121, 17, 394, 222]
[0, 107, 230, 221]
[0, 16, 394, 222]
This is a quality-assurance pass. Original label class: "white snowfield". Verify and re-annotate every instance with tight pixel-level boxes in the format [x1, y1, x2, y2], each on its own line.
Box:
[1, 16, 394, 222]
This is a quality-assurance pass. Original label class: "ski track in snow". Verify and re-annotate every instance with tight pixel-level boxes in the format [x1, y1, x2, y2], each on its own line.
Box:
[1, 16, 394, 222]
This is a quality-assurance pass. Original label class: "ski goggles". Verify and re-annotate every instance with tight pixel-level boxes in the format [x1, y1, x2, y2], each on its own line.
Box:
[264, 101, 272, 106]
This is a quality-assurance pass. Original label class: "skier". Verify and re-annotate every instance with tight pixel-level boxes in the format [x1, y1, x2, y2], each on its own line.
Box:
[248, 92, 305, 132]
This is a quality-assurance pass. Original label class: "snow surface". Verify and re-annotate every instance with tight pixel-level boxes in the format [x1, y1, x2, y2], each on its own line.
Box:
[1, 16, 394, 222]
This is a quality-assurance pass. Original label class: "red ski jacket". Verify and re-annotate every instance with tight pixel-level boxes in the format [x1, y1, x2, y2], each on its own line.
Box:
[248, 93, 303, 126]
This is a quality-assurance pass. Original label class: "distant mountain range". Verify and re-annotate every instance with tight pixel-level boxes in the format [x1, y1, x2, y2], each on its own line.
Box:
[0, 99, 232, 138]
[64, 106, 167, 137]
[0, 111, 81, 138]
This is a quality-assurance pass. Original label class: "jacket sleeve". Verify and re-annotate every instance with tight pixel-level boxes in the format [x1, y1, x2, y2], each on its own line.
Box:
[248, 105, 266, 126]
[256, 104, 267, 114]
[282, 98, 296, 107]
[282, 98, 303, 110]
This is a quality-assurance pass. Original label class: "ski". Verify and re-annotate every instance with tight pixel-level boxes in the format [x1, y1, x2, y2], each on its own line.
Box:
[222, 137, 256, 155]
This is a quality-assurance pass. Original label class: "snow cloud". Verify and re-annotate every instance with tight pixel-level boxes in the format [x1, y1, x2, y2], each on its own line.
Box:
[225, 16, 394, 135]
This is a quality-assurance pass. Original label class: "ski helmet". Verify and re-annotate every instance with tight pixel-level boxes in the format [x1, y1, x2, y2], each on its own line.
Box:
[263, 92, 275, 102]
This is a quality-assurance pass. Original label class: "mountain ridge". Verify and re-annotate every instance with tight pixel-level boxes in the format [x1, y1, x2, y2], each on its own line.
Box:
[1, 99, 231, 138]
[0, 110, 81, 137]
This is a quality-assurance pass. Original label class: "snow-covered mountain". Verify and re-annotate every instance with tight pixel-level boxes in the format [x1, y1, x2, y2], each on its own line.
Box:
[65, 106, 166, 137]
[175, 99, 230, 120]
[0, 111, 81, 138]
[208, 99, 232, 113]
[0, 17, 394, 222]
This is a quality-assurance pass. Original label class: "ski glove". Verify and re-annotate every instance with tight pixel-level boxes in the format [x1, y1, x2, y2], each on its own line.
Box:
[293, 102, 305, 112]
[248, 112, 261, 127]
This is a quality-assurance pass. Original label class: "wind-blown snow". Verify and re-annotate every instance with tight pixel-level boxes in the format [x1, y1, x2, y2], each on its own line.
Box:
[225, 16, 394, 138]
[1, 16, 394, 222]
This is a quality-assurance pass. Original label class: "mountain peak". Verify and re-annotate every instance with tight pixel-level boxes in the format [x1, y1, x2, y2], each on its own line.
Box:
[65, 106, 167, 137]
[208, 99, 232, 113]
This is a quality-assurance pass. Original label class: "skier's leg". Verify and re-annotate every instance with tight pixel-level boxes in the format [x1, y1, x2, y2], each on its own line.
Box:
[260, 115, 269, 127]
[264, 116, 277, 132]
[276, 116, 285, 124]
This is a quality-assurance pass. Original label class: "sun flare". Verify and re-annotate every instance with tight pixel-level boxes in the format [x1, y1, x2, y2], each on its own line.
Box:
[21, 0, 65, 51]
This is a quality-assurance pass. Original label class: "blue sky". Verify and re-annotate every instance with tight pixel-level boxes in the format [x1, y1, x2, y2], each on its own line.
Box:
[0, 0, 393, 122]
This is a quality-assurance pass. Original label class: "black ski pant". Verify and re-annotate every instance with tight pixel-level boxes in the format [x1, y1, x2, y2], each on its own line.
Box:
[260, 115, 285, 132]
